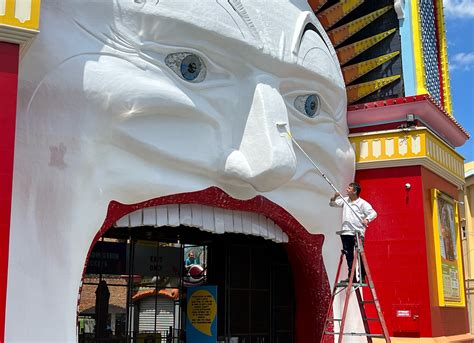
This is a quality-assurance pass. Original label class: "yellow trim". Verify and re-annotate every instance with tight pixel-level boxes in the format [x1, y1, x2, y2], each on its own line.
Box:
[432, 189, 444, 305]
[0, 0, 41, 30]
[349, 129, 465, 181]
[410, 0, 428, 95]
[431, 189, 466, 307]
[435, 0, 453, 115]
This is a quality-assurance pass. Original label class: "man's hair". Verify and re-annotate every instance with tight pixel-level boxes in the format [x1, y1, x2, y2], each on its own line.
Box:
[350, 182, 361, 196]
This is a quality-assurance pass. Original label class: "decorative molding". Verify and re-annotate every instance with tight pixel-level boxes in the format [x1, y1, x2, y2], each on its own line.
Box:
[434, 0, 453, 115]
[346, 75, 400, 103]
[343, 51, 400, 84]
[0, 0, 40, 30]
[328, 5, 392, 47]
[317, 0, 364, 30]
[309, 0, 329, 13]
[347, 94, 469, 147]
[336, 28, 396, 65]
[0, 0, 40, 56]
[0, 24, 38, 55]
[350, 128, 465, 187]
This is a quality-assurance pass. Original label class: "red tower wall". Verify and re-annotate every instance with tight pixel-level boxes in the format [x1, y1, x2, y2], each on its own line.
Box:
[0, 42, 19, 342]
[356, 165, 468, 337]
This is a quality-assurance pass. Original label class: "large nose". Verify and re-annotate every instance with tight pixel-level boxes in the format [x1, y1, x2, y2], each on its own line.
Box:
[224, 82, 297, 192]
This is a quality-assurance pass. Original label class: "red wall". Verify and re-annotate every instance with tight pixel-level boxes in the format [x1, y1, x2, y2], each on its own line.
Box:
[0, 42, 19, 342]
[357, 166, 431, 337]
[356, 166, 469, 338]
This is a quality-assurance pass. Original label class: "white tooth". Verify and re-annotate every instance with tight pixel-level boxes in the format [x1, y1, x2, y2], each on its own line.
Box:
[168, 204, 180, 227]
[214, 207, 225, 234]
[202, 206, 215, 232]
[275, 225, 283, 242]
[129, 209, 143, 227]
[179, 204, 192, 227]
[224, 209, 234, 233]
[233, 211, 243, 233]
[114, 204, 290, 243]
[143, 207, 157, 226]
[267, 218, 276, 241]
[191, 204, 203, 228]
[115, 214, 130, 228]
[259, 214, 268, 238]
[251, 212, 260, 236]
[156, 205, 168, 227]
[242, 212, 252, 235]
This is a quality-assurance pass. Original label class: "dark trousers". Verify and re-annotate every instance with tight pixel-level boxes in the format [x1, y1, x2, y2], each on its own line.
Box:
[340, 235, 365, 280]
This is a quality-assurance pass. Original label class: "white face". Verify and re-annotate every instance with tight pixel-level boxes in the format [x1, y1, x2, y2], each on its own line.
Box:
[9, 0, 354, 340]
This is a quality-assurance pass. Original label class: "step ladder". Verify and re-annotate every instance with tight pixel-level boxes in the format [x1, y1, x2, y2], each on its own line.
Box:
[321, 232, 391, 342]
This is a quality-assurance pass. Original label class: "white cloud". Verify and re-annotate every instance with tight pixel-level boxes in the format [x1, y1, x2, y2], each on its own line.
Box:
[449, 52, 474, 71]
[443, 0, 474, 18]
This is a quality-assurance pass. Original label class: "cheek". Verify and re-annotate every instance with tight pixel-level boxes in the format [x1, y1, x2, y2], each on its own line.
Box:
[82, 58, 228, 169]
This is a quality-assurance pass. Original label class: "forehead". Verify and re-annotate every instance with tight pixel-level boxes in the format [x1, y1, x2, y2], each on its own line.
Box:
[124, 0, 303, 46]
[104, 0, 343, 88]
[113, 0, 340, 78]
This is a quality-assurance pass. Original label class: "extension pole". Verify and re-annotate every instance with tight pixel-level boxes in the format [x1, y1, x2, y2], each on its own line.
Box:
[277, 123, 367, 233]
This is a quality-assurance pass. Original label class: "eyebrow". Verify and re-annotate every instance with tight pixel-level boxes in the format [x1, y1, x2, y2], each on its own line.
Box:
[302, 23, 331, 52]
[291, 11, 333, 58]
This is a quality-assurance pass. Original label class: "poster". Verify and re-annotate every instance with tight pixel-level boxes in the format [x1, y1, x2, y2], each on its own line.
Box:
[186, 285, 217, 343]
[432, 189, 465, 307]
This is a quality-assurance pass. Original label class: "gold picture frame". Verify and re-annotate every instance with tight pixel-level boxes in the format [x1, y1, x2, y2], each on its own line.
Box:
[431, 189, 465, 307]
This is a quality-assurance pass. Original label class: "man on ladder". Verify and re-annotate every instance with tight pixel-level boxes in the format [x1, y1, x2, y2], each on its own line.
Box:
[276, 123, 390, 341]
[329, 182, 377, 283]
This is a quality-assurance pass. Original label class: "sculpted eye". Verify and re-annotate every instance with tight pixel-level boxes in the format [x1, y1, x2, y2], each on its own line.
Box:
[165, 52, 206, 82]
[294, 94, 321, 118]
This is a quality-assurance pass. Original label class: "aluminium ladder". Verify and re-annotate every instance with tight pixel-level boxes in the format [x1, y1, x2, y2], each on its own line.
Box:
[321, 231, 391, 343]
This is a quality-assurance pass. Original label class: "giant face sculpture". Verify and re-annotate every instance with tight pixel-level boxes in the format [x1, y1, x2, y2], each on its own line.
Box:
[9, 0, 355, 341]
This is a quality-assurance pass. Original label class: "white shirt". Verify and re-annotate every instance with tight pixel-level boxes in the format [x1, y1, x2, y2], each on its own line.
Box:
[329, 196, 377, 236]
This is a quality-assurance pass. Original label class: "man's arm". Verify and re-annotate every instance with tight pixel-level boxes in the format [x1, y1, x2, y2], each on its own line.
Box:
[329, 193, 343, 207]
[362, 200, 377, 225]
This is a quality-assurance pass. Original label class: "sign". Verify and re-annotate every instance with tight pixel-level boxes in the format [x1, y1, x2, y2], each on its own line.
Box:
[132, 242, 181, 277]
[431, 189, 465, 307]
[86, 241, 126, 275]
[186, 285, 217, 343]
[396, 310, 411, 318]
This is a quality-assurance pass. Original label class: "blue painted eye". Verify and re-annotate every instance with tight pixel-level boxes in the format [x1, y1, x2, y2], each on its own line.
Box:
[165, 52, 206, 83]
[294, 94, 321, 118]
[180, 54, 202, 81]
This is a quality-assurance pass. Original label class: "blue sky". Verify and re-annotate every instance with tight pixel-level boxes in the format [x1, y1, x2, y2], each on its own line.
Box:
[444, 0, 474, 163]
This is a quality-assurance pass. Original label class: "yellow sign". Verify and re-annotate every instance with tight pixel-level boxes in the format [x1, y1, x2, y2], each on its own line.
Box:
[187, 289, 217, 336]
[432, 189, 465, 307]
[0, 0, 41, 30]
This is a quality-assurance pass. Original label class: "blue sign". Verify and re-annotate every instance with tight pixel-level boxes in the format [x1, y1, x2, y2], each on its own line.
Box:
[186, 285, 217, 343]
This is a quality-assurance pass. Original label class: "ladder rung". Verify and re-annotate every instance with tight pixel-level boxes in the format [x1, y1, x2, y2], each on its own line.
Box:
[325, 332, 385, 337]
[362, 317, 381, 321]
[360, 300, 375, 304]
[335, 282, 368, 287]
[327, 318, 342, 322]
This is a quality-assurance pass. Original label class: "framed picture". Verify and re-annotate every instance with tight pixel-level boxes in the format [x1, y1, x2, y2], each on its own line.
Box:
[431, 189, 465, 307]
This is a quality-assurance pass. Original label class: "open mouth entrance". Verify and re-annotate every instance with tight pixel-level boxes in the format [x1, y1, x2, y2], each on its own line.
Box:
[77, 187, 330, 343]
[78, 217, 295, 342]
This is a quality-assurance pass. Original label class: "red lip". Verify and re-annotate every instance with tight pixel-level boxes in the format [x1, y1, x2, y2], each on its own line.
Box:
[83, 186, 331, 342]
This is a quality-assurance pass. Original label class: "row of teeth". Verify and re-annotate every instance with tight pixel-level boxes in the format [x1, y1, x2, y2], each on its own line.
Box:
[115, 204, 289, 243]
